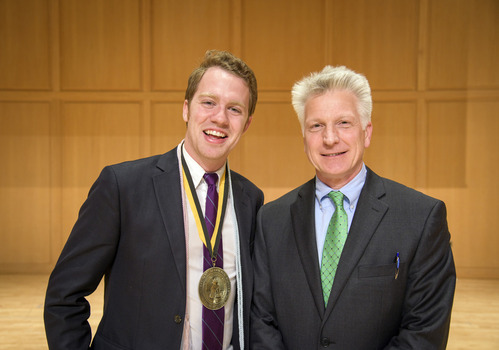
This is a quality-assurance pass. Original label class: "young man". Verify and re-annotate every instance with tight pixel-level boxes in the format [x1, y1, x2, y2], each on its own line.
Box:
[45, 50, 263, 350]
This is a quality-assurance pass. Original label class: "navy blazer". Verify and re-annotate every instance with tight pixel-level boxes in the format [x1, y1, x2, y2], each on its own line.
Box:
[44, 147, 264, 350]
[250, 167, 455, 350]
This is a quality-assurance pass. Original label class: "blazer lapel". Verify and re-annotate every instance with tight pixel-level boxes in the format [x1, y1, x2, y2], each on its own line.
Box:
[225, 172, 256, 350]
[291, 179, 325, 316]
[231, 175, 253, 250]
[323, 168, 388, 319]
[152, 149, 187, 293]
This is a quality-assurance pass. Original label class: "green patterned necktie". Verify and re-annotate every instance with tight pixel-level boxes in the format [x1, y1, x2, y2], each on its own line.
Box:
[320, 191, 348, 306]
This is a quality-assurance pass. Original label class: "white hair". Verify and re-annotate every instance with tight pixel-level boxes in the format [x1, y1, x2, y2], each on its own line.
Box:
[291, 65, 372, 133]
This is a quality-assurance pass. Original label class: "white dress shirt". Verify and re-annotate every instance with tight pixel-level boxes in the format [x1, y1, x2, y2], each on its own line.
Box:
[181, 146, 236, 350]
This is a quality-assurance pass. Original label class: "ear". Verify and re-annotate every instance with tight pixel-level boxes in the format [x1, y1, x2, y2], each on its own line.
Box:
[364, 122, 373, 148]
[182, 100, 189, 122]
[243, 115, 253, 133]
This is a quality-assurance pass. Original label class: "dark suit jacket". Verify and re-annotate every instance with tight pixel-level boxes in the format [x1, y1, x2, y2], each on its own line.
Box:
[44, 147, 264, 350]
[250, 168, 455, 350]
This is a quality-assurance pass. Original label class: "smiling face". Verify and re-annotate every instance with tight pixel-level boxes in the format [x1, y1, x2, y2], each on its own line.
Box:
[182, 66, 252, 172]
[303, 89, 372, 189]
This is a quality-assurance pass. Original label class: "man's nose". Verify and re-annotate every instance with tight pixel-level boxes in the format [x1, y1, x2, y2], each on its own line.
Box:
[323, 126, 339, 145]
[211, 106, 229, 125]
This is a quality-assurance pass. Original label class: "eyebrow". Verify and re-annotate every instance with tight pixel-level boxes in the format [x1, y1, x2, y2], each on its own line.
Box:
[198, 93, 247, 110]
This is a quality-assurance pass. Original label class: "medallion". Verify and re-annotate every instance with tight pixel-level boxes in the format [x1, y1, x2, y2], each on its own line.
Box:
[199, 267, 230, 310]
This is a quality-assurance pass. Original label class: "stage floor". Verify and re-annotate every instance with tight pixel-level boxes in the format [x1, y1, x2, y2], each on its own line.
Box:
[0, 275, 498, 349]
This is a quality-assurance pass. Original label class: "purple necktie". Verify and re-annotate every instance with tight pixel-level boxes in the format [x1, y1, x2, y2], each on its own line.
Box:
[202, 173, 224, 350]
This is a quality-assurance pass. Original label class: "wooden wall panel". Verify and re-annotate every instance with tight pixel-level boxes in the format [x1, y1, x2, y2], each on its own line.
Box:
[151, 0, 234, 91]
[232, 102, 314, 201]
[427, 100, 499, 278]
[364, 102, 418, 187]
[0, 0, 51, 90]
[60, 102, 143, 239]
[60, 0, 142, 90]
[0, 102, 51, 266]
[428, 0, 499, 90]
[466, 0, 499, 89]
[464, 99, 499, 270]
[150, 102, 187, 153]
[426, 101, 466, 187]
[329, 0, 419, 91]
[243, 0, 326, 90]
[461, 101, 499, 274]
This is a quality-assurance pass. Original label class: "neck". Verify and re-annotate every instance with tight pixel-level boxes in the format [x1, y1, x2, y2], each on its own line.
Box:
[182, 143, 226, 173]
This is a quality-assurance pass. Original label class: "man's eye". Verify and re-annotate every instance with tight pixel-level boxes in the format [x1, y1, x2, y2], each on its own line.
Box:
[229, 107, 242, 114]
[308, 123, 322, 131]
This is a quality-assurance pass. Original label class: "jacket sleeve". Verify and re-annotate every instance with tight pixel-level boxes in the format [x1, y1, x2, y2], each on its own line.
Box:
[44, 166, 121, 350]
[250, 208, 286, 350]
[384, 200, 456, 350]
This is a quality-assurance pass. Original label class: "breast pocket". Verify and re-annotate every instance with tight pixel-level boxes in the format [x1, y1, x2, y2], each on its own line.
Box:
[358, 263, 399, 278]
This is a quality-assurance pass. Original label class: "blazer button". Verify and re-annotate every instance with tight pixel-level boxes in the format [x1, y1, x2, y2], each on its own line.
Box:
[320, 337, 331, 347]
[174, 315, 182, 324]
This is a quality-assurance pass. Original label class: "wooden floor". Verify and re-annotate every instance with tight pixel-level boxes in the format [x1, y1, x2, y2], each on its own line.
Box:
[0, 275, 498, 349]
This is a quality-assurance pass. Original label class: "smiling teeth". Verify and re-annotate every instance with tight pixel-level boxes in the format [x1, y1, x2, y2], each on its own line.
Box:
[205, 130, 226, 138]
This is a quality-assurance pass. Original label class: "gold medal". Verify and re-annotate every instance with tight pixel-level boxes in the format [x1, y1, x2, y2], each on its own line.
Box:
[198, 267, 230, 310]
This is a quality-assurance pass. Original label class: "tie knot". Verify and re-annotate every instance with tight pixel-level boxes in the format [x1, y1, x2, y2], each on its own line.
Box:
[328, 191, 344, 209]
[204, 173, 218, 187]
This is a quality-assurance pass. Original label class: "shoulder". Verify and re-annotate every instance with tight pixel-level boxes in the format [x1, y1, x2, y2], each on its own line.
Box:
[261, 179, 315, 213]
[110, 154, 162, 172]
[230, 169, 264, 200]
[91, 148, 178, 191]
[104, 148, 176, 177]
[365, 167, 444, 215]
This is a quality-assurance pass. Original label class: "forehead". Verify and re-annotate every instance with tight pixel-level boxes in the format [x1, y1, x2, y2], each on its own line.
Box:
[304, 89, 359, 119]
[194, 67, 250, 107]
[197, 67, 247, 91]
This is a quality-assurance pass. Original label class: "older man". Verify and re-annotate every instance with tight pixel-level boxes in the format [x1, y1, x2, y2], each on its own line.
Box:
[250, 66, 455, 349]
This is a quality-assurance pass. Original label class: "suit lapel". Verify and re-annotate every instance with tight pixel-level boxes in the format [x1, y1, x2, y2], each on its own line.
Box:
[231, 174, 252, 249]
[226, 172, 255, 349]
[291, 179, 325, 316]
[152, 149, 187, 293]
[230, 173, 253, 293]
[323, 168, 388, 319]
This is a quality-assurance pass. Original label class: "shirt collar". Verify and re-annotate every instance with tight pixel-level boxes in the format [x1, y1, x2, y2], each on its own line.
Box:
[181, 142, 226, 189]
[315, 164, 367, 206]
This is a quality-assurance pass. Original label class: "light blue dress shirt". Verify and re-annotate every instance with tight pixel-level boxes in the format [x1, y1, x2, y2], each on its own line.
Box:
[315, 164, 367, 266]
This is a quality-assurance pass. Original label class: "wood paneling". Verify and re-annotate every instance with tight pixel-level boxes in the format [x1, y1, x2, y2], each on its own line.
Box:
[60, 102, 143, 241]
[243, 0, 326, 90]
[0, 0, 498, 278]
[60, 0, 142, 90]
[466, 0, 499, 89]
[0, 0, 51, 90]
[0, 102, 51, 266]
[151, 0, 234, 90]
[329, 0, 420, 91]
[428, 0, 499, 90]
[150, 102, 188, 153]
[429, 100, 499, 277]
[232, 102, 314, 197]
[364, 102, 418, 187]
[426, 101, 467, 188]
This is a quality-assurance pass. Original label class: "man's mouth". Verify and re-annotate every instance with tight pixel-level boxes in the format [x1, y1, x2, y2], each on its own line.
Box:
[322, 151, 346, 157]
[204, 129, 227, 139]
